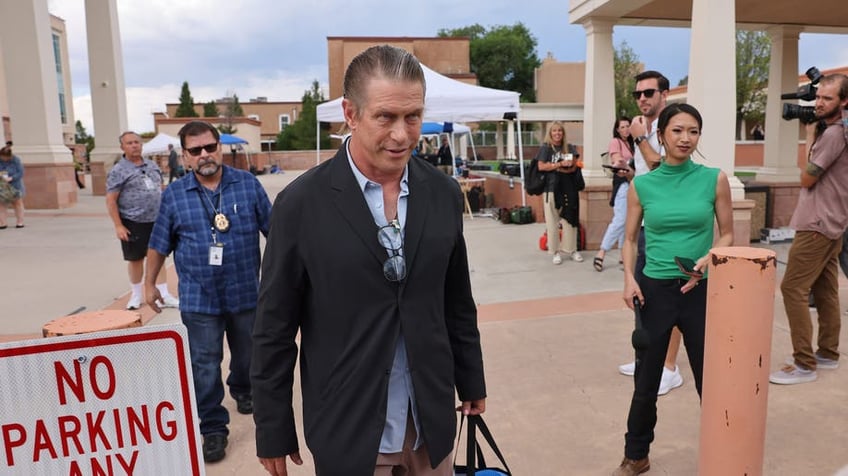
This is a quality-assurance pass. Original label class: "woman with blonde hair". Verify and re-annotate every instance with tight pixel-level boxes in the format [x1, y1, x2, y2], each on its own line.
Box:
[536, 121, 583, 264]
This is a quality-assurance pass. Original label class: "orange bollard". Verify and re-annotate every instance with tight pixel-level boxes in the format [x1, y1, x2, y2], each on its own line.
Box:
[698, 246, 777, 476]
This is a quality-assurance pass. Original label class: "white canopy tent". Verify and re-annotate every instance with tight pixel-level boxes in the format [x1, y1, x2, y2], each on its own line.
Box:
[315, 64, 526, 202]
[316, 64, 519, 123]
[142, 132, 181, 156]
[420, 122, 477, 174]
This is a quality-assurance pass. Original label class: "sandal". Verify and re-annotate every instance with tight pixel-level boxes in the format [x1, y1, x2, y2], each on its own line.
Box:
[593, 256, 604, 272]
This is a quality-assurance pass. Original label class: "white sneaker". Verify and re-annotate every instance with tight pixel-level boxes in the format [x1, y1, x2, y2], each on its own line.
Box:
[657, 366, 684, 396]
[159, 295, 180, 309]
[571, 251, 584, 262]
[769, 364, 817, 385]
[785, 354, 839, 370]
[126, 294, 142, 310]
[552, 253, 563, 265]
[618, 361, 636, 376]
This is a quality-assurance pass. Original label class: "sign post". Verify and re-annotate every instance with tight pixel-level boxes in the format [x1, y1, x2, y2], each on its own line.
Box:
[0, 323, 204, 475]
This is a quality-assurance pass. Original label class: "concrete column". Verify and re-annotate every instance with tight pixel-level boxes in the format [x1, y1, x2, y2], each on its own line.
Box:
[581, 18, 615, 179]
[699, 246, 777, 475]
[757, 26, 802, 182]
[506, 120, 516, 159]
[688, 0, 745, 200]
[85, 0, 129, 195]
[0, 0, 77, 209]
[495, 122, 504, 161]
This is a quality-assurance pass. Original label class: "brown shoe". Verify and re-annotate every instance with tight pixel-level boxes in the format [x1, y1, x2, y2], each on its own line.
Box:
[611, 457, 650, 476]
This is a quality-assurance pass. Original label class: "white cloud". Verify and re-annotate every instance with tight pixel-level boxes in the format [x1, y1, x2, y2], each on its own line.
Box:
[52, 0, 848, 138]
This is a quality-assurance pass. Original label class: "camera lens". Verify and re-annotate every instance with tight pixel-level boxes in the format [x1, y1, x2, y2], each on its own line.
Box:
[782, 103, 817, 124]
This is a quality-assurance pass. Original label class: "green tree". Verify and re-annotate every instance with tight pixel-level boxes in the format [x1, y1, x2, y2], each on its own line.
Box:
[74, 120, 95, 157]
[175, 81, 199, 117]
[231, 94, 244, 116]
[203, 101, 219, 117]
[439, 23, 540, 103]
[613, 40, 642, 119]
[275, 80, 330, 150]
[218, 93, 244, 134]
[735, 30, 770, 139]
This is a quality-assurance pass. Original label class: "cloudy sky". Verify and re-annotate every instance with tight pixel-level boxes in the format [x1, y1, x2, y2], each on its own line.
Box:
[47, 0, 848, 135]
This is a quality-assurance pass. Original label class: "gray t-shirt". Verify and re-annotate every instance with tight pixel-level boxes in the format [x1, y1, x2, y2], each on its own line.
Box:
[790, 123, 848, 239]
[106, 156, 163, 223]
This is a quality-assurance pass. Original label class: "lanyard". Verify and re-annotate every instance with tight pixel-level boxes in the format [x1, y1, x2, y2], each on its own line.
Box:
[196, 185, 230, 236]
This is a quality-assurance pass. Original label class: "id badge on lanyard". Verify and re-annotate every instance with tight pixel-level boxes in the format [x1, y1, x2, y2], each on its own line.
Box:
[208, 230, 224, 266]
[142, 171, 157, 191]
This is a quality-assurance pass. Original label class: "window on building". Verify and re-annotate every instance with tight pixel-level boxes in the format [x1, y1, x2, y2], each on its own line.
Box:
[52, 33, 67, 124]
[279, 114, 291, 131]
[248, 114, 260, 121]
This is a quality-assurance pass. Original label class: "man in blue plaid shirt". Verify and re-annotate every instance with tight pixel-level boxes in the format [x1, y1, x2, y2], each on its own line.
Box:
[144, 121, 272, 464]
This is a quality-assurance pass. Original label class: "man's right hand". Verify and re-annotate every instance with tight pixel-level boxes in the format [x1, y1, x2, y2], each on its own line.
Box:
[115, 224, 131, 242]
[630, 115, 647, 138]
[259, 453, 303, 476]
[144, 283, 162, 314]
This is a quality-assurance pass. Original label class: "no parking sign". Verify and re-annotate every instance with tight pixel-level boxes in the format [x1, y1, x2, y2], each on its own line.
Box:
[0, 323, 204, 475]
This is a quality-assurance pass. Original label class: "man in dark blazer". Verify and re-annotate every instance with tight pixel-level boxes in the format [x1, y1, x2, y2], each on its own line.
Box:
[251, 45, 487, 476]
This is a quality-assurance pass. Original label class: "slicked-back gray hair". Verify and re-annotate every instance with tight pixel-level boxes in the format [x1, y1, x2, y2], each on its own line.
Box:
[343, 45, 426, 115]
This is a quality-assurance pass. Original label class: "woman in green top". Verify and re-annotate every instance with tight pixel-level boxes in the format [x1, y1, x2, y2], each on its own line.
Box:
[612, 103, 734, 476]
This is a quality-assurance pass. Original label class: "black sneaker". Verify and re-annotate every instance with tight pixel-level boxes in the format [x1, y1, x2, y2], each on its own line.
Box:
[202, 433, 228, 463]
[234, 394, 253, 415]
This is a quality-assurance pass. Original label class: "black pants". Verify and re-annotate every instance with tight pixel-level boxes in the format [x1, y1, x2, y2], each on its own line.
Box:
[624, 275, 707, 460]
[635, 228, 646, 284]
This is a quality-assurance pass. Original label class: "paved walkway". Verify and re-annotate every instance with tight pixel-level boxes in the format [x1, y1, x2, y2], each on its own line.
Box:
[2, 172, 847, 475]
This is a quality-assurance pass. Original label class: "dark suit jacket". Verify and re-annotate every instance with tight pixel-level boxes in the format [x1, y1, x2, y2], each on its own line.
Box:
[251, 146, 486, 475]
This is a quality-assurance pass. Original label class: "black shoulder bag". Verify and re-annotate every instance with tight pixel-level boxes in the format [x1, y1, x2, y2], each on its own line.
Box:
[453, 414, 512, 476]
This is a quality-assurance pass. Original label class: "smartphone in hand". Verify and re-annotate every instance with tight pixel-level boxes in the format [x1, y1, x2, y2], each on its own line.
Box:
[674, 256, 703, 278]
[602, 164, 629, 173]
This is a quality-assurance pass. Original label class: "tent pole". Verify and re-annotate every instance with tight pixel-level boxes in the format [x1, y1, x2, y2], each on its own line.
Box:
[316, 121, 321, 166]
[516, 118, 526, 207]
[450, 132, 457, 176]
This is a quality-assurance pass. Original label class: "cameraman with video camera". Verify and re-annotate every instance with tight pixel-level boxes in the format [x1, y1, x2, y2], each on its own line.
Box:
[771, 73, 848, 386]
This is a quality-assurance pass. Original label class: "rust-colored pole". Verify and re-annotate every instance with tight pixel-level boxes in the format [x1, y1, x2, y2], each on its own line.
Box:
[699, 246, 777, 476]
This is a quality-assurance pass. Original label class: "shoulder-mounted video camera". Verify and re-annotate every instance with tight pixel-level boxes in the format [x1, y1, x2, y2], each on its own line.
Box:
[781, 67, 822, 124]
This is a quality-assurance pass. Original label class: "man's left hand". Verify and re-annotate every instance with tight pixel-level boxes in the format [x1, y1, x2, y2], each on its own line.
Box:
[457, 399, 486, 415]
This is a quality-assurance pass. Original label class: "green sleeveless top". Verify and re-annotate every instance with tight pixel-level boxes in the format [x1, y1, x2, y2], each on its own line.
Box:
[633, 158, 720, 280]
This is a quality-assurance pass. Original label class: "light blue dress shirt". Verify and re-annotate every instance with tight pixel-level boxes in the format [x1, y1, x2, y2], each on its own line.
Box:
[346, 143, 421, 453]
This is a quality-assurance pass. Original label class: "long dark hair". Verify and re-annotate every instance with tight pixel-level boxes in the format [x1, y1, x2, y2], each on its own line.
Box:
[613, 116, 634, 154]
[657, 103, 705, 160]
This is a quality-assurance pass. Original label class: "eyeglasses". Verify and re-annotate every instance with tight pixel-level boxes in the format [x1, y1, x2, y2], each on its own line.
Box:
[378, 222, 406, 282]
[184, 143, 219, 156]
[631, 89, 659, 100]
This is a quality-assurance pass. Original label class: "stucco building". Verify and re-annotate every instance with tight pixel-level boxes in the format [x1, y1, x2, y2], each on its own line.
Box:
[160, 98, 302, 150]
[0, 11, 85, 208]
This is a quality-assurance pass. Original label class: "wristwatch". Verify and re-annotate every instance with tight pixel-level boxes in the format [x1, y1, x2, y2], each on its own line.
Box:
[635, 135, 648, 145]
